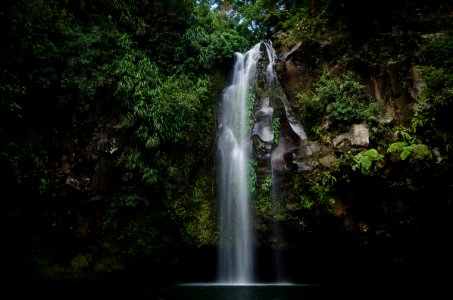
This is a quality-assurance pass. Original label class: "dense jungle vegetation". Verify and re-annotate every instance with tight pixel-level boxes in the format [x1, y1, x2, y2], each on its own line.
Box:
[0, 0, 452, 291]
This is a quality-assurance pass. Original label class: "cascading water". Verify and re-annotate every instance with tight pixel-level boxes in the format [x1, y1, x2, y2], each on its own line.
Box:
[257, 41, 288, 282]
[217, 40, 284, 284]
[217, 42, 260, 284]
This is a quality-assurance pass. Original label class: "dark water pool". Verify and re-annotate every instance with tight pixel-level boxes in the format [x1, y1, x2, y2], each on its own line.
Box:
[3, 278, 443, 299]
[144, 282, 409, 300]
[158, 284, 330, 300]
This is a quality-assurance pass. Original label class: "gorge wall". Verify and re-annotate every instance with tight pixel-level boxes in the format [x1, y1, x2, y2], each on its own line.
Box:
[247, 1, 453, 284]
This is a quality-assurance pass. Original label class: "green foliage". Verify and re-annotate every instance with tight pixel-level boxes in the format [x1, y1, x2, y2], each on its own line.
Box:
[182, 26, 248, 69]
[253, 175, 272, 221]
[280, 8, 328, 48]
[1, 0, 451, 284]
[254, 195, 272, 218]
[167, 173, 217, 246]
[394, 125, 420, 144]
[102, 1, 225, 252]
[383, 52, 453, 164]
[387, 142, 410, 159]
[296, 72, 381, 138]
[0, 0, 126, 199]
[210, 0, 284, 42]
[114, 49, 212, 187]
[58, 22, 115, 97]
[293, 171, 336, 211]
[70, 253, 91, 274]
[93, 257, 124, 274]
[101, 205, 162, 256]
[113, 185, 144, 207]
[272, 116, 280, 145]
[0, 132, 50, 193]
[35, 252, 124, 281]
[261, 175, 273, 193]
[411, 66, 453, 150]
[175, 2, 248, 70]
[35, 258, 69, 280]
[411, 31, 453, 152]
[253, 175, 285, 223]
[0, 71, 25, 123]
[387, 122, 433, 165]
[387, 142, 432, 161]
[418, 31, 453, 68]
[105, 0, 195, 71]
[248, 159, 258, 196]
[212, 0, 330, 42]
[352, 149, 384, 175]
[0, 1, 234, 282]
[311, 124, 331, 144]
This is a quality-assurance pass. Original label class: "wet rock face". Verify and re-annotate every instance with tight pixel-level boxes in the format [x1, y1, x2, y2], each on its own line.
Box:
[252, 97, 274, 144]
[52, 124, 120, 201]
[251, 46, 325, 175]
[251, 40, 376, 179]
[333, 124, 370, 149]
[251, 44, 311, 174]
[270, 120, 301, 172]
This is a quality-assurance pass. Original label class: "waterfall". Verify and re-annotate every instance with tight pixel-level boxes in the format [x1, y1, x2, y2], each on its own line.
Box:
[217, 42, 260, 284]
[217, 41, 281, 284]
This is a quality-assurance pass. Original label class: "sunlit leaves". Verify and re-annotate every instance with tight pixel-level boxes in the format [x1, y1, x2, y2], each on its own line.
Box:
[179, 3, 248, 69]
[352, 149, 384, 175]
[387, 142, 432, 161]
[280, 7, 328, 48]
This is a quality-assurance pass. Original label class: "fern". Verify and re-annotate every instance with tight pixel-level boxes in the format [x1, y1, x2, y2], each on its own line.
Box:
[408, 144, 432, 160]
[387, 141, 407, 153]
[387, 142, 432, 161]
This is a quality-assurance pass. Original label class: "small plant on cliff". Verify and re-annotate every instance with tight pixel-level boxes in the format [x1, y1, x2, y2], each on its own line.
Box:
[352, 149, 384, 175]
[248, 158, 258, 196]
[387, 141, 432, 161]
[272, 116, 280, 145]
[261, 175, 273, 193]
[386, 126, 432, 163]
[293, 171, 336, 211]
[410, 65, 453, 153]
[295, 71, 381, 139]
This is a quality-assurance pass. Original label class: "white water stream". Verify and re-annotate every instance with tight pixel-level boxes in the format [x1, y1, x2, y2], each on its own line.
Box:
[217, 41, 277, 284]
